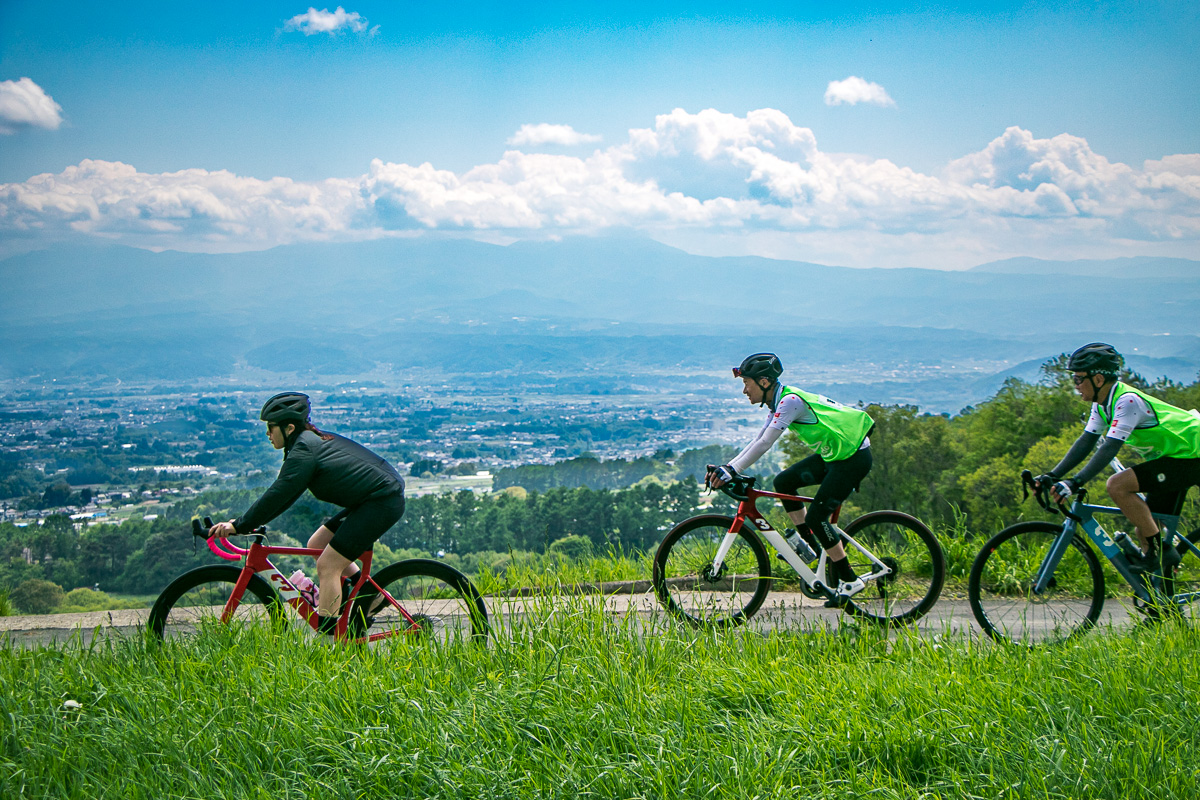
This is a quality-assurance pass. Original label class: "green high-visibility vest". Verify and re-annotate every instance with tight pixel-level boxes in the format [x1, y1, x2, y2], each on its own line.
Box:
[1096, 382, 1200, 460]
[779, 386, 874, 461]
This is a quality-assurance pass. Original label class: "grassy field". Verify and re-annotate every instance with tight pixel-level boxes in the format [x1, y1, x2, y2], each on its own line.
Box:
[2, 592, 1198, 800]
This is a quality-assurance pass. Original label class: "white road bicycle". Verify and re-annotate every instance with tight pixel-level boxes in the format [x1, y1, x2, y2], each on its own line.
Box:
[652, 469, 946, 628]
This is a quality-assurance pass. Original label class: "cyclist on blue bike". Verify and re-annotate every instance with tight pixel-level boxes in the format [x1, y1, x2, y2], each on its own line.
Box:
[1037, 343, 1200, 573]
[708, 352, 875, 606]
[209, 392, 406, 634]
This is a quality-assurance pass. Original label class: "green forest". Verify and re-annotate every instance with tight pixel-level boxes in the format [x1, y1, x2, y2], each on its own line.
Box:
[3, 359, 1199, 615]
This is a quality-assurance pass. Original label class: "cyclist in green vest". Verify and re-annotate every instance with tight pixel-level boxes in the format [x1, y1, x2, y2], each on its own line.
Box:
[708, 352, 875, 606]
[1036, 343, 1200, 573]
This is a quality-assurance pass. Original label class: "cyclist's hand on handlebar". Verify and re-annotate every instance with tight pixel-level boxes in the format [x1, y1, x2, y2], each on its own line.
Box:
[706, 464, 736, 489]
[209, 520, 237, 539]
[1050, 478, 1080, 503]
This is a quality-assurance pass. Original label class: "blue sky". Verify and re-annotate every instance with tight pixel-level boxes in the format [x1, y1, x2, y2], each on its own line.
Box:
[1, 1, 1197, 267]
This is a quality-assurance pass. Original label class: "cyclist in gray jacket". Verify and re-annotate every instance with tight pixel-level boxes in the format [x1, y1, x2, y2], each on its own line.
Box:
[210, 392, 405, 634]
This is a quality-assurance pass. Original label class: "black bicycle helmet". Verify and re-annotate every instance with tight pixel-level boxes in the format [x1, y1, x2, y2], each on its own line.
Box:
[1067, 343, 1123, 376]
[259, 392, 311, 424]
[734, 352, 783, 382]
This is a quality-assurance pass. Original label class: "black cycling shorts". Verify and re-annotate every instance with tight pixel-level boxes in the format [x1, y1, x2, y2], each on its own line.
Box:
[323, 490, 406, 560]
[772, 447, 873, 513]
[1131, 456, 1200, 516]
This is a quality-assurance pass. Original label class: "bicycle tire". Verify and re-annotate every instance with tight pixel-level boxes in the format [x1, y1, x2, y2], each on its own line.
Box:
[147, 565, 283, 641]
[652, 514, 772, 628]
[350, 559, 489, 645]
[840, 510, 946, 627]
[1152, 526, 1200, 621]
[968, 521, 1105, 645]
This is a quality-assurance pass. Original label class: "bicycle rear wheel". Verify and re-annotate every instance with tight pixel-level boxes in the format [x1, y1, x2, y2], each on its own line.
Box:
[1155, 526, 1200, 622]
[840, 511, 945, 626]
[652, 514, 771, 628]
[147, 565, 283, 642]
[351, 559, 489, 645]
[968, 521, 1105, 645]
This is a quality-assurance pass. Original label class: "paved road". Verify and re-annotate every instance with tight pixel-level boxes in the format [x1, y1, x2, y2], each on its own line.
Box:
[0, 588, 1156, 649]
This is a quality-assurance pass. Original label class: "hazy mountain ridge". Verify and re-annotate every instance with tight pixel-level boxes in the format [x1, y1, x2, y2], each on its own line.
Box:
[4, 238, 1199, 334]
[3, 237, 1198, 411]
[969, 256, 1200, 277]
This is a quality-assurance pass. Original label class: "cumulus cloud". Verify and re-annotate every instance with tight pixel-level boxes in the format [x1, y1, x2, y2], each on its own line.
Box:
[3, 108, 1198, 266]
[0, 160, 364, 249]
[824, 76, 895, 107]
[283, 6, 375, 36]
[0, 78, 64, 134]
[507, 124, 602, 147]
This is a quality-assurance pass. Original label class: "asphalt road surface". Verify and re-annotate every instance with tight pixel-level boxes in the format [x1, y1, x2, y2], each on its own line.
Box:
[0, 587, 1159, 650]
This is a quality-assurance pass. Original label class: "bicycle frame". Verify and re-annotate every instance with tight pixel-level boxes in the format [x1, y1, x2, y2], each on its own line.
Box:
[714, 484, 894, 590]
[203, 532, 420, 643]
[1035, 500, 1200, 608]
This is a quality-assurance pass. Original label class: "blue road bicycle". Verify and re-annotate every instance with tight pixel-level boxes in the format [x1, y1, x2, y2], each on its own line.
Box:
[969, 468, 1200, 645]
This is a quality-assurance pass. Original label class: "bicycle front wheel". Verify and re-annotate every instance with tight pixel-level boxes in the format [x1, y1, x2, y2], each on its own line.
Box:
[840, 511, 945, 626]
[652, 514, 771, 628]
[968, 521, 1105, 645]
[351, 559, 489, 645]
[147, 565, 284, 642]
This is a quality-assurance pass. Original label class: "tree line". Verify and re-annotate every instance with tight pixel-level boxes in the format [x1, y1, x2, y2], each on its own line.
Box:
[2, 360, 1198, 613]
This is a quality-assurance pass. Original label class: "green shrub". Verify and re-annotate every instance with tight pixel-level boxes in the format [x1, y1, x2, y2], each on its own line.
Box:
[548, 534, 593, 561]
[10, 579, 65, 614]
[55, 587, 145, 613]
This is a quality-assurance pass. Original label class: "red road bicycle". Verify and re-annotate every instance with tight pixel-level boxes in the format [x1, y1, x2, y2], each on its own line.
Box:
[652, 471, 945, 628]
[147, 518, 489, 644]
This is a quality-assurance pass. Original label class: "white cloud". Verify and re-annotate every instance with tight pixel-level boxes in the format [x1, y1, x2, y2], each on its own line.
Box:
[0, 160, 365, 249]
[3, 109, 1198, 267]
[507, 124, 602, 147]
[283, 6, 373, 36]
[0, 77, 64, 134]
[824, 76, 896, 107]
[1145, 154, 1200, 177]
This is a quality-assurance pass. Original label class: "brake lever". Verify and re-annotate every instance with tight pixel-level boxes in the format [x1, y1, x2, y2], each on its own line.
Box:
[1021, 470, 1058, 516]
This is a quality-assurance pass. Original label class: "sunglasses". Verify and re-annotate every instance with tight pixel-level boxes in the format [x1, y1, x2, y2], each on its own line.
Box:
[1071, 373, 1093, 385]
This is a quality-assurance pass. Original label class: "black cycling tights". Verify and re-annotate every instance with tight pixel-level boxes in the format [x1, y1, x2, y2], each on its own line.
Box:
[773, 447, 872, 549]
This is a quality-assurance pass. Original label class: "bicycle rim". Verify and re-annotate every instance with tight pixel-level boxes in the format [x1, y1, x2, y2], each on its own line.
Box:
[1157, 527, 1200, 623]
[969, 522, 1104, 645]
[840, 511, 945, 626]
[147, 565, 283, 642]
[652, 515, 771, 628]
[354, 560, 489, 645]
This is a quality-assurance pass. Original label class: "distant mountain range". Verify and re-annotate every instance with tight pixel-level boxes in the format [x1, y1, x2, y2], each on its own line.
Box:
[970, 256, 1200, 278]
[2, 236, 1198, 412]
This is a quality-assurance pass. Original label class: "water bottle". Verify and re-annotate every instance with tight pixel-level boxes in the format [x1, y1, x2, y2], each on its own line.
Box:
[290, 570, 319, 607]
[785, 529, 818, 563]
[1111, 531, 1142, 560]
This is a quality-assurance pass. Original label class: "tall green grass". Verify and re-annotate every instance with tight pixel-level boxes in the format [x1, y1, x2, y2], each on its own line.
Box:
[2, 596, 1197, 799]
